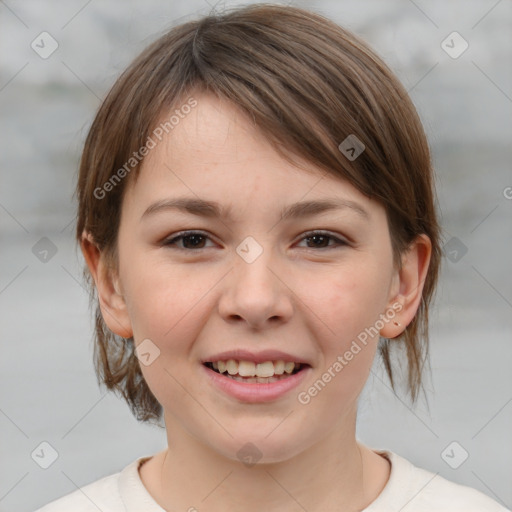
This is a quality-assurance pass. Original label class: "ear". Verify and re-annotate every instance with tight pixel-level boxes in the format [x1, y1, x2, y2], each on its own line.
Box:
[80, 231, 133, 339]
[380, 234, 432, 339]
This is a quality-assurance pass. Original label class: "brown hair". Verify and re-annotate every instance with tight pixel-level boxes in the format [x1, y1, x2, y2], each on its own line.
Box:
[76, 3, 441, 423]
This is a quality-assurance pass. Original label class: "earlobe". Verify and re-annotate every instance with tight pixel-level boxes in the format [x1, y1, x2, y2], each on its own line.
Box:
[380, 234, 432, 339]
[80, 231, 133, 339]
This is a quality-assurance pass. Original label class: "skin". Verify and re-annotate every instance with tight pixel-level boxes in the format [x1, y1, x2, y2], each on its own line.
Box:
[82, 92, 431, 511]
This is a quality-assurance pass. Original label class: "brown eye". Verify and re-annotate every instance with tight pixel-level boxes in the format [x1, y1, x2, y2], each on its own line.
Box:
[163, 231, 213, 250]
[298, 231, 348, 250]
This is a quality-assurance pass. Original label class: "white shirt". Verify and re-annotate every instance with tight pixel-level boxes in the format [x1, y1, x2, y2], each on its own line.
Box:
[34, 450, 510, 511]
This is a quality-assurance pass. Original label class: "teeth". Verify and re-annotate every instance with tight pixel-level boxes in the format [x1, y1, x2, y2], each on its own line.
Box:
[226, 359, 238, 375]
[207, 359, 302, 378]
[231, 375, 283, 383]
[273, 360, 285, 375]
[255, 361, 274, 378]
[238, 360, 256, 377]
[284, 361, 295, 374]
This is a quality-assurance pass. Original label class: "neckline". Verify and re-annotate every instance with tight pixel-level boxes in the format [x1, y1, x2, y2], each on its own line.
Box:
[122, 449, 398, 511]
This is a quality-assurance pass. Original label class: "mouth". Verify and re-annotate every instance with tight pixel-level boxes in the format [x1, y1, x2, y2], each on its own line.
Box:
[203, 359, 309, 384]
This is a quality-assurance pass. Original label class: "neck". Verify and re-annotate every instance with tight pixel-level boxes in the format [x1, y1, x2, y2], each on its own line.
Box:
[140, 412, 389, 512]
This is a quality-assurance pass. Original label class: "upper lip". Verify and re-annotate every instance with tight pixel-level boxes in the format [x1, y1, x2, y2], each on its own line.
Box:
[201, 349, 311, 366]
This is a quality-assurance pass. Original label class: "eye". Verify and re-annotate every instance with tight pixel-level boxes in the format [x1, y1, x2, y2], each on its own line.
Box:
[162, 231, 215, 250]
[162, 230, 348, 251]
[296, 231, 348, 250]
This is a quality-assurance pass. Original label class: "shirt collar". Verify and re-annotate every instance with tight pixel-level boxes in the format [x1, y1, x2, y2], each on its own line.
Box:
[118, 455, 166, 511]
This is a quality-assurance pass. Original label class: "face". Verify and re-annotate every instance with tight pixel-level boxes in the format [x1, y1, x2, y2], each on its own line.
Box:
[105, 92, 404, 463]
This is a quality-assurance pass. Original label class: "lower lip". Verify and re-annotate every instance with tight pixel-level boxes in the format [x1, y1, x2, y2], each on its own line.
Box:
[202, 364, 312, 403]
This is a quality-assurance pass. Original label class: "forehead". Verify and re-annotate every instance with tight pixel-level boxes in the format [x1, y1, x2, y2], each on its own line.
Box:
[149, 92, 302, 174]
[123, 92, 379, 221]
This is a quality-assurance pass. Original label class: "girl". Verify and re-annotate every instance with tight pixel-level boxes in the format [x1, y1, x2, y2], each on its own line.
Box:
[36, 4, 508, 511]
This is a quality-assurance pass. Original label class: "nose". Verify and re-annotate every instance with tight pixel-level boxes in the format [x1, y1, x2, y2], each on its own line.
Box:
[217, 244, 294, 330]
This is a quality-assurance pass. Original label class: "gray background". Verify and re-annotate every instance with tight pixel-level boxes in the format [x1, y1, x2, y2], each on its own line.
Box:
[1, 0, 511, 511]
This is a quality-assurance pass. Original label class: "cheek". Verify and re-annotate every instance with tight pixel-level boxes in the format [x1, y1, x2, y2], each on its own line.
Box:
[294, 261, 390, 402]
[127, 273, 208, 343]
[123, 261, 214, 408]
[119, 245, 205, 337]
[300, 261, 391, 345]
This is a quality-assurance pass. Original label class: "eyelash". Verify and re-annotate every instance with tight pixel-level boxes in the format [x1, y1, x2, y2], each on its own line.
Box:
[162, 230, 348, 251]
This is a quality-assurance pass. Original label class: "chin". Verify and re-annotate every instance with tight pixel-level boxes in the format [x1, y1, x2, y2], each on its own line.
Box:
[207, 428, 312, 466]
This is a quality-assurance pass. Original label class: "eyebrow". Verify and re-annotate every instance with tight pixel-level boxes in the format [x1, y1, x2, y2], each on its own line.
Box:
[141, 196, 369, 222]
